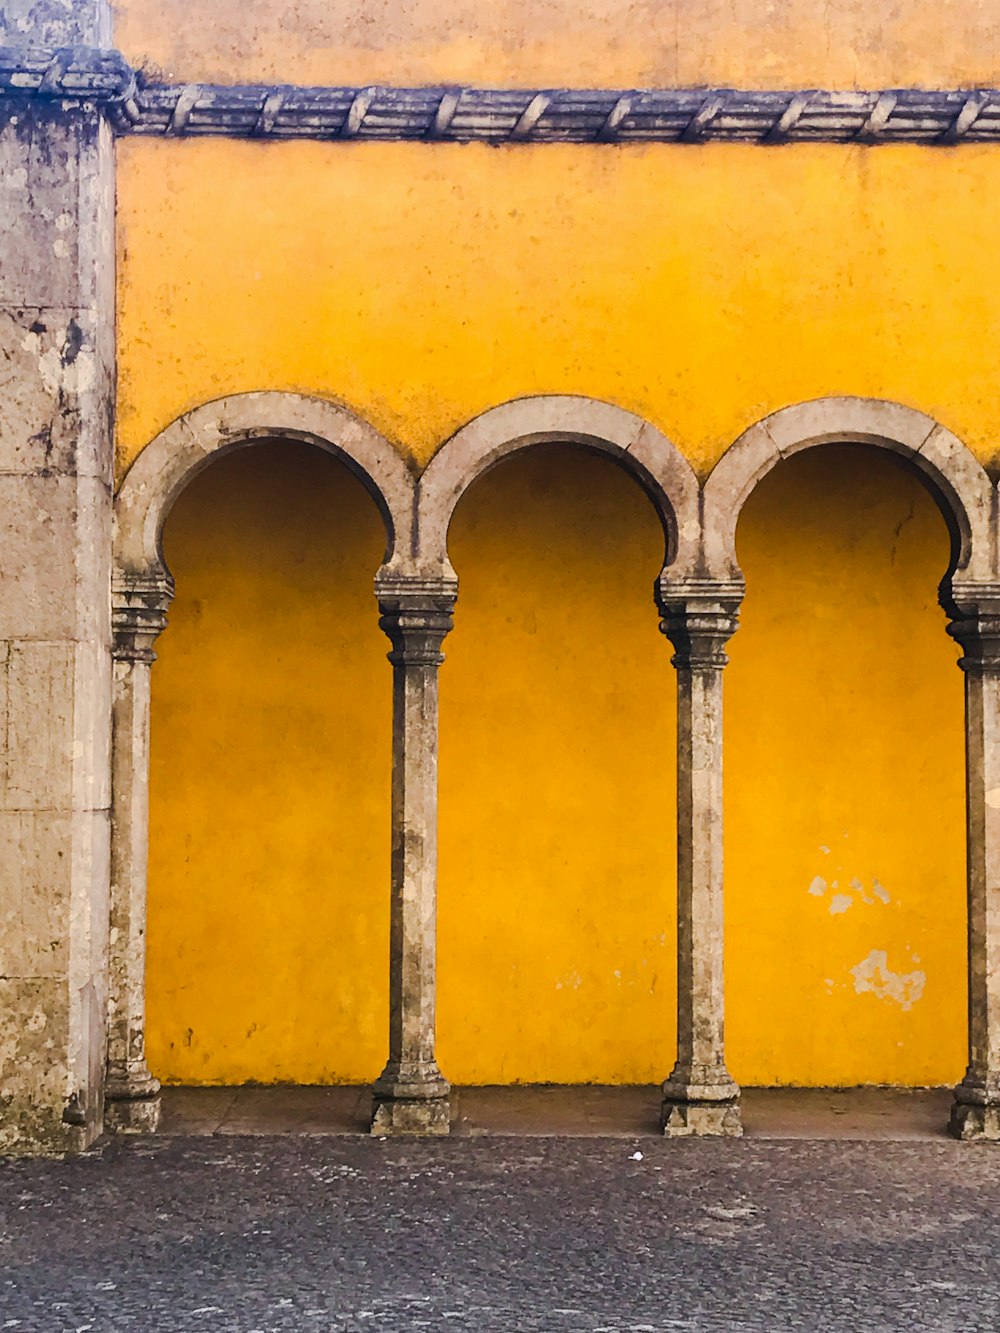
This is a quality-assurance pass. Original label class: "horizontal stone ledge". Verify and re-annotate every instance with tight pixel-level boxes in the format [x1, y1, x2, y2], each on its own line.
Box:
[3, 47, 1000, 144]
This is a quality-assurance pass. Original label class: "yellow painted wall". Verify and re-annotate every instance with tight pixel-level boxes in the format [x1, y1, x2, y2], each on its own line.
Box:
[438, 446, 676, 1083]
[114, 0, 1000, 90]
[146, 443, 390, 1084]
[118, 0, 994, 1088]
[726, 447, 966, 1086]
[117, 141, 1000, 479]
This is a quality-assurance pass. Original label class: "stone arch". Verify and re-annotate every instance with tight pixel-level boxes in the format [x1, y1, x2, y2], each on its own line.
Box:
[415, 395, 699, 578]
[114, 391, 416, 579]
[702, 397, 996, 587]
[106, 392, 413, 1132]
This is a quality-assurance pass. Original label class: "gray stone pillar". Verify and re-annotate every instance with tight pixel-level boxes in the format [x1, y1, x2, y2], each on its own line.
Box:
[947, 586, 1000, 1140]
[0, 4, 117, 1153]
[657, 579, 743, 1136]
[371, 573, 454, 1135]
[104, 572, 173, 1133]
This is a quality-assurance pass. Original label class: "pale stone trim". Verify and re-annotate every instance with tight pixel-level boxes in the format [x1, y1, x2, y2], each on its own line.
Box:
[115, 392, 416, 577]
[416, 394, 699, 577]
[702, 397, 995, 584]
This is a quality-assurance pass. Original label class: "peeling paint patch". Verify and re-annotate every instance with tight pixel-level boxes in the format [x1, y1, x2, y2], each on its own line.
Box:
[872, 879, 890, 904]
[808, 876, 826, 897]
[829, 894, 852, 915]
[850, 950, 925, 1010]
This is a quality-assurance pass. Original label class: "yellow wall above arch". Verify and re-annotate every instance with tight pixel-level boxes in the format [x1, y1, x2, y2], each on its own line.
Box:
[117, 139, 1000, 480]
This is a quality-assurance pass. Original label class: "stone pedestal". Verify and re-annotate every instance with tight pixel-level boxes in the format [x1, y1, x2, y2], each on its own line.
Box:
[947, 587, 1000, 1141]
[657, 579, 744, 1137]
[371, 574, 455, 1135]
[104, 573, 173, 1134]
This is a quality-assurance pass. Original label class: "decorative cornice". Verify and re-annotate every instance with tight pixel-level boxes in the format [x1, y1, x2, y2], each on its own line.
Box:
[131, 83, 1000, 145]
[0, 45, 138, 129]
[4, 46, 1000, 145]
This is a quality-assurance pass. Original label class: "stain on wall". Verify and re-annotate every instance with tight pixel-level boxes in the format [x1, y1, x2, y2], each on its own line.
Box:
[145, 443, 390, 1085]
[725, 446, 965, 1087]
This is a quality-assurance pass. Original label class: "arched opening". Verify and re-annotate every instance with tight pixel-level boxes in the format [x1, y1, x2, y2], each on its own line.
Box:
[725, 443, 966, 1089]
[437, 442, 677, 1087]
[145, 439, 390, 1087]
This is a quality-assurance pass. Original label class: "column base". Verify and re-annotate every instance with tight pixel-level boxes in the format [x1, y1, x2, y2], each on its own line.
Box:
[104, 1070, 161, 1135]
[661, 1097, 743, 1137]
[949, 1098, 1000, 1141]
[371, 1093, 451, 1136]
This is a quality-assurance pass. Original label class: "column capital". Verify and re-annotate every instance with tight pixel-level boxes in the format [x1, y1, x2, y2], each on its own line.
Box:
[656, 577, 744, 670]
[944, 581, 1000, 673]
[112, 570, 174, 664]
[376, 573, 458, 667]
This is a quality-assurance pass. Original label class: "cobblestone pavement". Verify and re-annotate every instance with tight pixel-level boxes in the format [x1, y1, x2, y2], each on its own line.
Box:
[2, 1134, 1000, 1331]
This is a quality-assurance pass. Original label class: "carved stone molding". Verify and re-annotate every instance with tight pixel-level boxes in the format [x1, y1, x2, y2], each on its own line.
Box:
[657, 578, 745, 671]
[4, 48, 1000, 147]
[111, 570, 174, 663]
[132, 81, 1000, 146]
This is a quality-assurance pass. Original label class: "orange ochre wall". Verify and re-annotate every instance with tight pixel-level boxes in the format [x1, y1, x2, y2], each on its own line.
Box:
[120, 0, 987, 1088]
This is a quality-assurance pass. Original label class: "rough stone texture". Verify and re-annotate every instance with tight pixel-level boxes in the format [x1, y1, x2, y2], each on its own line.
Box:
[0, 0, 115, 1155]
[4, 1135, 1000, 1329]
[371, 573, 456, 1136]
[946, 586, 1000, 1140]
[658, 580, 745, 1137]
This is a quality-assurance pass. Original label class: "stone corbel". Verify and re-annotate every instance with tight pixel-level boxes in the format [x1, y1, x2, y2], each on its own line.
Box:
[656, 576, 744, 1137]
[944, 581, 1000, 1140]
[105, 568, 174, 1132]
[371, 571, 457, 1135]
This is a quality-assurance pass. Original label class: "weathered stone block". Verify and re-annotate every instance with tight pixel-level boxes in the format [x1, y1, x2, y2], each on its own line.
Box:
[371, 1094, 451, 1137]
[661, 1099, 743, 1137]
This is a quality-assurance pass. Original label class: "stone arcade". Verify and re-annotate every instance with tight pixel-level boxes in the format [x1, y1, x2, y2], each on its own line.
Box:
[4, 0, 1000, 1154]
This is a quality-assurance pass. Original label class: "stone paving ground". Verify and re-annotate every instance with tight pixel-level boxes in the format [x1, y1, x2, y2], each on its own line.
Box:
[1, 1088, 999, 1332]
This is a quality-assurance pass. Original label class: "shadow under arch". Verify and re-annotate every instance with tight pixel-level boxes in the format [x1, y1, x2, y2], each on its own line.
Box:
[415, 395, 700, 579]
[702, 397, 995, 588]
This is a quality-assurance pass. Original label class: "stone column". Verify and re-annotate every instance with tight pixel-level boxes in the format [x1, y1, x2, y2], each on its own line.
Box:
[371, 573, 455, 1135]
[657, 578, 743, 1136]
[104, 572, 174, 1132]
[947, 586, 1000, 1140]
[0, 4, 118, 1153]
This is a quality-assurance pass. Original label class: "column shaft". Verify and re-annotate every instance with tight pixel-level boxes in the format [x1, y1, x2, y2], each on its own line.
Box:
[948, 592, 1000, 1139]
[105, 573, 172, 1132]
[658, 580, 743, 1136]
[371, 575, 455, 1135]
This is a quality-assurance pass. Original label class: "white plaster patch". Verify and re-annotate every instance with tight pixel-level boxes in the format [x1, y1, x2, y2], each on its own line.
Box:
[55, 213, 73, 232]
[819, 845, 831, 855]
[808, 876, 826, 897]
[850, 950, 925, 1011]
[681, 519, 700, 542]
[986, 787, 1000, 810]
[829, 894, 852, 915]
[52, 238, 69, 259]
[7, 166, 27, 189]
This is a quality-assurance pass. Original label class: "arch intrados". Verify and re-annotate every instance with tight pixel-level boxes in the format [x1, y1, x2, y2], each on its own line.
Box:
[703, 399, 995, 586]
[416, 396, 700, 577]
[114, 393, 416, 579]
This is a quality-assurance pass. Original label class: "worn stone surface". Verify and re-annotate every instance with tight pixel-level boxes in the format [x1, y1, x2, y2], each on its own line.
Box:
[657, 581, 745, 1137]
[0, 1, 115, 1155]
[371, 574, 455, 1135]
[3, 1135, 1000, 1328]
